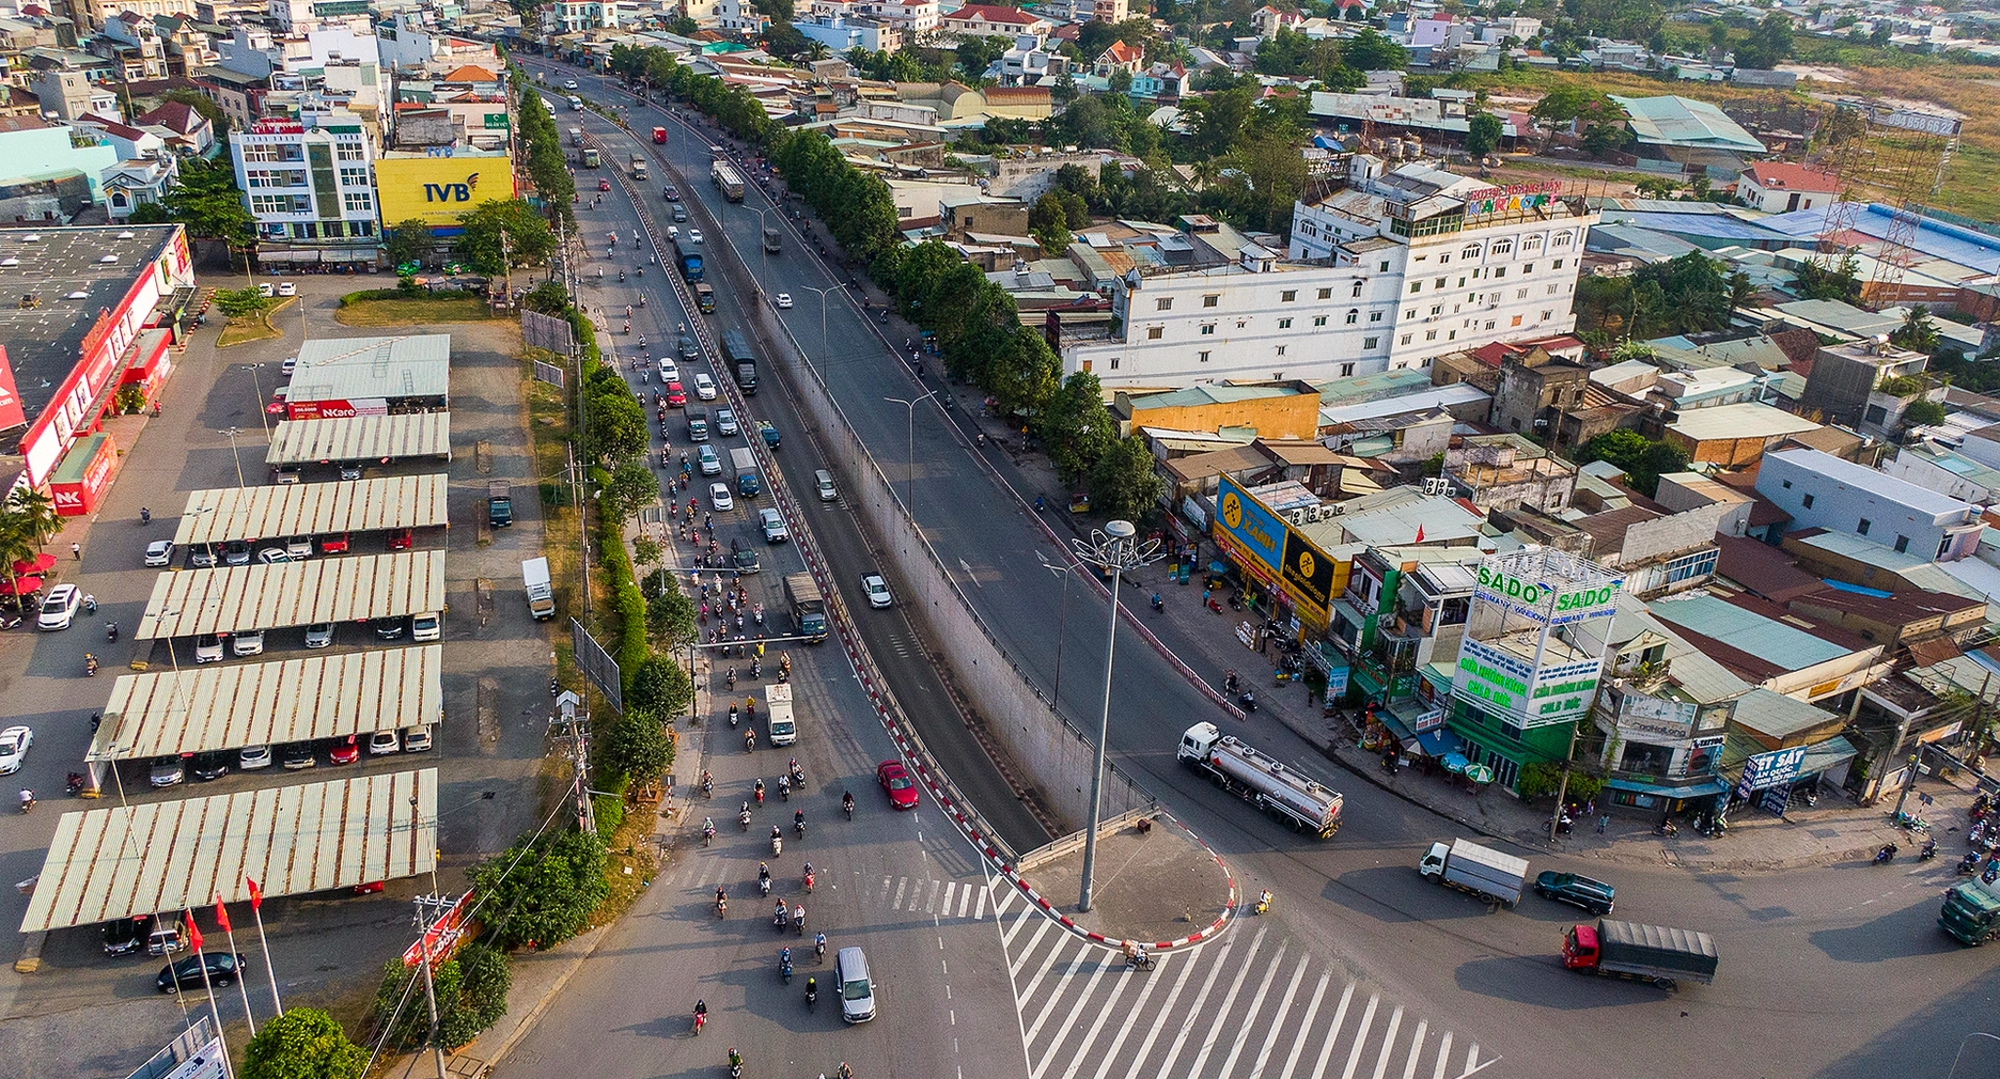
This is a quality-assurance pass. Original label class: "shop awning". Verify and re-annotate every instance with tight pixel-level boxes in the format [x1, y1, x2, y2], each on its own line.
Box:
[1415, 727, 1463, 757]
[1605, 776, 1732, 799]
[1796, 735, 1861, 777]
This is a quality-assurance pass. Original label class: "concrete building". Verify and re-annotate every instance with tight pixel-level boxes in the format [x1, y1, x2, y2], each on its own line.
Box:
[0, 117, 121, 212]
[1488, 348, 1590, 442]
[1798, 337, 1937, 433]
[1442, 433, 1575, 514]
[1756, 447, 1986, 562]
[1661, 402, 1823, 468]
[230, 112, 380, 268]
[940, 4, 1051, 39]
[28, 68, 118, 123]
[1112, 382, 1322, 440]
[1881, 445, 2000, 506]
[1737, 162, 1841, 214]
[1574, 500, 1729, 597]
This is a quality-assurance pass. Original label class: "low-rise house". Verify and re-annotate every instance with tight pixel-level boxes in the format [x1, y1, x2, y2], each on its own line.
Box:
[940, 4, 1049, 39]
[1442, 433, 1575, 514]
[1757, 447, 1986, 562]
[1737, 161, 1841, 214]
[1662, 402, 1824, 468]
[1649, 591, 1887, 705]
[1720, 688, 1862, 806]
[100, 156, 177, 221]
[1573, 500, 1729, 598]
[1114, 381, 1323, 441]
[133, 99, 214, 156]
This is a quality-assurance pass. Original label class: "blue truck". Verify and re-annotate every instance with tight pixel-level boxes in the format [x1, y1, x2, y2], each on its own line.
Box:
[672, 234, 703, 283]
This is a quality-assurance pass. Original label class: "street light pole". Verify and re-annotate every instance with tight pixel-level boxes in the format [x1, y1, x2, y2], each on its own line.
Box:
[797, 283, 847, 387]
[218, 428, 244, 488]
[1072, 520, 1162, 913]
[1036, 551, 1073, 711]
[883, 392, 936, 529]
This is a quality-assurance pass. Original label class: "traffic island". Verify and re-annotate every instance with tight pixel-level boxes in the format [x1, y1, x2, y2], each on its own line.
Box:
[1009, 810, 1236, 950]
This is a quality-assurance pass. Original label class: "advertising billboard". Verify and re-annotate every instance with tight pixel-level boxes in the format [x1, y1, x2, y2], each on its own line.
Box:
[1214, 475, 1341, 630]
[1452, 637, 1603, 730]
[374, 156, 515, 228]
[287, 397, 389, 420]
[1215, 474, 1284, 574]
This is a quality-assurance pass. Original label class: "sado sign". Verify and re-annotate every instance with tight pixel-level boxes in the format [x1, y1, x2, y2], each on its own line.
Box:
[1472, 563, 1623, 627]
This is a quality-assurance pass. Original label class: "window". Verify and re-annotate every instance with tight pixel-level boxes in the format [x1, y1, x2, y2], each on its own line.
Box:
[1345, 309, 1359, 324]
[1439, 253, 1451, 265]
[1858, 518, 1872, 536]
[1554, 232, 1573, 247]
[1425, 330, 1437, 341]
[1198, 350, 1211, 363]
[342, 191, 372, 213]
[1109, 357, 1119, 369]
[1236, 319, 1247, 329]
[1203, 294, 1219, 308]
[1553, 258, 1564, 270]
[1457, 276, 1466, 288]
[1462, 244, 1481, 259]
[1491, 240, 1513, 256]
[1780, 480, 1792, 489]
[1435, 277, 1447, 289]
[1146, 326, 1162, 339]
[1663, 548, 1718, 585]
[334, 138, 364, 162]
[1524, 263, 1535, 275]
[1548, 284, 1560, 295]
[1400, 334, 1412, 345]
[1318, 287, 1333, 300]
[338, 167, 367, 187]
[1199, 324, 1215, 335]
[1541, 310, 1553, 321]
[1429, 304, 1443, 316]
[1313, 315, 1327, 327]
[1485, 320, 1495, 330]
[1511, 315, 1523, 327]
[1405, 308, 1416, 319]
[1493, 267, 1506, 279]
[1369, 311, 1383, 322]
[1341, 362, 1356, 376]
[1362, 338, 1377, 350]
[1276, 345, 1286, 356]
[1278, 318, 1292, 329]
[1801, 494, 1815, 509]
[1516, 289, 1528, 299]
[1351, 280, 1363, 298]
[1379, 260, 1390, 272]
[1280, 290, 1296, 302]
[1410, 282, 1422, 294]
[1894, 534, 1910, 554]
[1523, 235, 1543, 252]
[1156, 297, 1173, 311]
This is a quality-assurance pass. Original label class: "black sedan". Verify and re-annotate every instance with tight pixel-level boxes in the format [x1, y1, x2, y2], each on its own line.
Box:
[157, 951, 246, 993]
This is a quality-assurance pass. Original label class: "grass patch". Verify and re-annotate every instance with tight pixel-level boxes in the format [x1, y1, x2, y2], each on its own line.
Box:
[214, 295, 295, 347]
[588, 786, 666, 930]
[334, 293, 495, 326]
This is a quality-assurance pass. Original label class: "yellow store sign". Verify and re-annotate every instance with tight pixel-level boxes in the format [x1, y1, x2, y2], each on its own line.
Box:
[374, 156, 515, 228]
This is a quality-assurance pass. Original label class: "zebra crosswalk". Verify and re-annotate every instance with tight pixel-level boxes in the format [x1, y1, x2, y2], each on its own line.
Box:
[659, 853, 998, 923]
[996, 910, 1496, 1079]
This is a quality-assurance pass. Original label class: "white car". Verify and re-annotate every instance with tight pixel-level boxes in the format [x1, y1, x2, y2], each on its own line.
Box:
[256, 282, 274, 298]
[716, 408, 739, 436]
[304, 622, 335, 649]
[144, 539, 176, 567]
[0, 726, 31, 775]
[37, 584, 81, 630]
[689, 228, 704, 244]
[861, 573, 893, 609]
[564, 79, 579, 89]
[659, 358, 680, 382]
[238, 744, 273, 770]
[403, 726, 433, 752]
[285, 535, 313, 560]
[760, 508, 789, 543]
[698, 444, 722, 475]
[693, 373, 717, 400]
[256, 548, 291, 564]
[232, 630, 265, 657]
[775, 293, 793, 310]
[368, 730, 402, 755]
[709, 482, 734, 512]
[276, 282, 296, 297]
[194, 633, 225, 663]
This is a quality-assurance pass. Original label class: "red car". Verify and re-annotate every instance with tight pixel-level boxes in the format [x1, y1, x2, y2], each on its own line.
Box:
[326, 735, 360, 765]
[598, 178, 611, 191]
[320, 532, 350, 555]
[877, 760, 919, 810]
[665, 380, 687, 407]
[386, 528, 413, 551]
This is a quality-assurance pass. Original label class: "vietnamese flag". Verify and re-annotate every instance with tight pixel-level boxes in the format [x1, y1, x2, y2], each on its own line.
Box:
[184, 910, 203, 952]
[213, 896, 232, 934]
[1414, 524, 1426, 543]
[246, 877, 263, 911]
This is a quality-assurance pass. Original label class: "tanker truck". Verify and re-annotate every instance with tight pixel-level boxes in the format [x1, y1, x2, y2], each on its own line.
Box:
[1177, 722, 1343, 837]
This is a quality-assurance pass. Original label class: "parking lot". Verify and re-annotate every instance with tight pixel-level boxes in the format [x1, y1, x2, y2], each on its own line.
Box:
[0, 271, 558, 1076]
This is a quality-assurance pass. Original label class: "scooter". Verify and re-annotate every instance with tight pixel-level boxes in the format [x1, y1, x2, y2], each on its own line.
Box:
[779, 950, 793, 985]
[84, 653, 98, 677]
[1920, 838, 1939, 861]
[1237, 691, 1257, 713]
[805, 977, 818, 1011]
[1253, 889, 1272, 915]
[1873, 843, 1899, 865]
[771, 832, 783, 857]
[1958, 852, 1980, 876]
[105, 622, 118, 642]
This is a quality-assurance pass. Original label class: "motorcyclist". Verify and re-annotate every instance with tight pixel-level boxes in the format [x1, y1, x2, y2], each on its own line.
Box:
[814, 931, 827, 961]
[17, 788, 32, 812]
[842, 790, 854, 818]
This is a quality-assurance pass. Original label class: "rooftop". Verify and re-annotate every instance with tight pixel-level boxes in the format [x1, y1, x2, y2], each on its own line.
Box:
[1730, 687, 1840, 740]
[1607, 94, 1766, 153]
[0, 224, 183, 435]
[1742, 161, 1842, 194]
[1712, 534, 1826, 603]
[1331, 489, 1488, 548]
[1666, 402, 1821, 444]
[1122, 383, 1310, 412]
[283, 334, 452, 404]
[1766, 447, 1973, 520]
[1648, 592, 1855, 671]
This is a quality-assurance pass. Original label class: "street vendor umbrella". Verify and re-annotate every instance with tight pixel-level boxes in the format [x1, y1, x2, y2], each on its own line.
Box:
[1463, 763, 1497, 786]
[1439, 752, 1471, 774]
[0, 576, 43, 596]
[10, 553, 53, 575]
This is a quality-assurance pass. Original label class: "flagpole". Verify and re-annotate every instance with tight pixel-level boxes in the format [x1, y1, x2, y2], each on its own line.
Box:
[246, 877, 281, 1016]
[186, 911, 236, 1079]
[216, 896, 256, 1035]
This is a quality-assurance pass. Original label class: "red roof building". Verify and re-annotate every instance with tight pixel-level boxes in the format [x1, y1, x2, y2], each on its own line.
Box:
[1739, 162, 1843, 214]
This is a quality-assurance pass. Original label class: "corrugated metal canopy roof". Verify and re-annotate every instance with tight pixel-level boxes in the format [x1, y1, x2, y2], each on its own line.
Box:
[174, 474, 450, 547]
[266, 413, 452, 465]
[21, 769, 437, 932]
[137, 551, 446, 638]
[90, 647, 443, 760]
[281, 334, 451, 402]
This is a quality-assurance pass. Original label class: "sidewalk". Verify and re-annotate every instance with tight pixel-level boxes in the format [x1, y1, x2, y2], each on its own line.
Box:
[1012, 813, 1236, 950]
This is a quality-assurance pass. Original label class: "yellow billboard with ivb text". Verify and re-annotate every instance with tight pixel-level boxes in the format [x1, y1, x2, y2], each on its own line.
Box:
[373, 155, 516, 230]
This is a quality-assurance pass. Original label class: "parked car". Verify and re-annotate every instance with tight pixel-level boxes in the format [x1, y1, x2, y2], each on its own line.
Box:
[403, 726, 433, 752]
[276, 282, 296, 297]
[193, 634, 225, 663]
[37, 584, 81, 630]
[189, 543, 218, 567]
[231, 630, 264, 657]
[271, 466, 301, 485]
[320, 533, 350, 555]
[0, 726, 32, 774]
[1534, 871, 1616, 915]
[280, 742, 316, 770]
[280, 356, 297, 376]
[861, 574, 893, 609]
[157, 952, 246, 993]
[103, 916, 152, 956]
[304, 622, 335, 649]
[191, 751, 229, 782]
[238, 744, 273, 770]
[148, 755, 185, 788]
[338, 461, 363, 481]
[256, 548, 290, 564]
[222, 540, 251, 566]
[387, 528, 413, 551]
[326, 735, 360, 765]
[372, 616, 407, 640]
[877, 761, 919, 810]
[411, 612, 441, 642]
[285, 535, 313, 560]
[368, 730, 402, 755]
[143, 540, 176, 567]
[256, 283, 274, 298]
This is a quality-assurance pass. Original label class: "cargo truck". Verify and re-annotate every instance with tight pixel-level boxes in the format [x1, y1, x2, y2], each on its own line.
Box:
[522, 557, 556, 621]
[569, 126, 584, 146]
[763, 226, 782, 254]
[630, 154, 648, 180]
[711, 159, 745, 202]
[730, 446, 760, 497]
[722, 329, 759, 394]
[652, 126, 667, 144]
[694, 283, 716, 313]
[1939, 878, 2000, 945]
[1418, 838, 1528, 906]
[786, 573, 827, 642]
[1177, 722, 1343, 836]
[672, 234, 703, 283]
[581, 147, 599, 169]
[1561, 919, 1718, 990]
[487, 481, 513, 527]
[766, 682, 796, 746]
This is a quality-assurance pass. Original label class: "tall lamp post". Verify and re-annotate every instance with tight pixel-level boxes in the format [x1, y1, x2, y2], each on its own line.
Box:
[797, 283, 847, 386]
[1035, 551, 1074, 711]
[218, 428, 244, 488]
[1072, 519, 1163, 913]
[883, 392, 937, 530]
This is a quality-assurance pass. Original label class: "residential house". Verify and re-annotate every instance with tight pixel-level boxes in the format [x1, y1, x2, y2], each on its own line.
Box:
[1881, 445, 2000, 506]
[133, 100, 214, 156]
[1719, 688, 1861, 805]
[1441, 432, 1576, 514]
[73, 114, 166, 162]
[1648, 591, 1887, 705]
[1756, 447, 1986, 562]
[940, 4, 1050, 39]
[1572, 499, 1729, 597]
[1576, 597, 1744, 814]
[1737, 162, 1841, 214]
[940, 189, 1030, 240]
[1488, 347, 1590, 443]
[1093, 39, 1143, 78]
[28, 67, 118, 123]
[229, 111, 379, 268]
[100, 156, 177, 221]
[1129, 61, 1189, 101]
[1114, 381, 1323, 440]
[0, 116, 120, 213]
[1661, 402, 1824, 468]
[1797, 336, 1937, 433]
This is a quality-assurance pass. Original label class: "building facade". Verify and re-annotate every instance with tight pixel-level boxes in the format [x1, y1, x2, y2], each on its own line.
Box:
[1756, 447, 1986, 562]
[230, 113, 380, 267]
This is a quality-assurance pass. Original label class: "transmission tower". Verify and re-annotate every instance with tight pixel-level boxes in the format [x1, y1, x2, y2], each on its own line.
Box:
[1861, 104, 1961, 303]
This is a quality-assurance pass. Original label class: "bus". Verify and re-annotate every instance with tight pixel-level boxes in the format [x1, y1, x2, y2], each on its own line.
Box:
[581, 147, 600, 168]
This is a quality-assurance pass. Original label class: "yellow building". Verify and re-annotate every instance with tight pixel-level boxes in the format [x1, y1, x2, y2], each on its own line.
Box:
[373, 153, 516, 230]
[1112, 382, 1323, 441]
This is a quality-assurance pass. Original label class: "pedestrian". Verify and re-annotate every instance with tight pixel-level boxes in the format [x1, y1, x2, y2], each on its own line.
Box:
[1596, 814, 1609, 834]
[1584, 798, 1595, 818]
[70, 542, 80, 560]
[151, 402, 161, 417]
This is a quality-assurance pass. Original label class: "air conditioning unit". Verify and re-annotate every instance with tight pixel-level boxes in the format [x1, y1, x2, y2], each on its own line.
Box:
[1421, 477, 1449, 496]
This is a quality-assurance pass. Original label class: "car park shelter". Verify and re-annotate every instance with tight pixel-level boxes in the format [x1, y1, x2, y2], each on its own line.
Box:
[88, 646, 443, 762]
[266, 412, 452, 465]
[174, 475, 449, 548]
[137, 550, 445, 639]
[277, 334, 451, 421]
[20, 768, 437, 933]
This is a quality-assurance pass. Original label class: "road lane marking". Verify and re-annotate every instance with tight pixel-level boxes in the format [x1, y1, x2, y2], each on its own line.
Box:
[1431, 1033, 1452, 1079]
[1154, 928, 1257, 1079]
[959, 883, 974, 919]
[1402, 1020, 1427, 1079]
[1050, 951, 1146, 1079]
[1310, 982, 1357, 1079]
[1214, 941, 1287, 1079]
[926, 879, 941, 913]
[1003, 905, 1037, 949]
[892, 877, 907, 910]
[1371, 1005, 1404, 1079]
[940, 881, 956, 916]
[1010, 919, 1057, 979]
[1179, 931, 1270, 1079]
[1246, 951, 1311, 1079]
[1338, 993, 1381, 1079]
[1279, 973, 1334, 1079]
[1114, 936, 1217, 1079]
[1018, 937, 1086, 1011]
[1024, 943, 1101, 1051]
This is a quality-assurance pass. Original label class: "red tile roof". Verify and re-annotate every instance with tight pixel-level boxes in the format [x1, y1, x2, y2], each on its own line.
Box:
[1744, 161, 1841, 194]
[442, 64, 499, 82]
[136, 100, 203, 134]
[945, 4, 1042, 24]
[1101, 40, 1142, 63]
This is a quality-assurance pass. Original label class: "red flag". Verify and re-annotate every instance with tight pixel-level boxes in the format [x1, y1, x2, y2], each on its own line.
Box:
[246, 877, 262, 911]
[213, 896, 232, 934]
[184, 910, 203, 953]
[1414, 524, 1426, 543]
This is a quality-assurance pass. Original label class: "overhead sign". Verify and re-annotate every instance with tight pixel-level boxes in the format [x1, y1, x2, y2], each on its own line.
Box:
[1216, 475, 1284, 575]
[1470, 553, 1623, 627]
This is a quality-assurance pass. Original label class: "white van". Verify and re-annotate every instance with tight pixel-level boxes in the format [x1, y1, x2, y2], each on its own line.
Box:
[835, 946, 875, 1023]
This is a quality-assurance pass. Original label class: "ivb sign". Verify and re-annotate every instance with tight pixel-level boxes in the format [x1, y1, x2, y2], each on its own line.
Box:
[424, 173, 482, 203]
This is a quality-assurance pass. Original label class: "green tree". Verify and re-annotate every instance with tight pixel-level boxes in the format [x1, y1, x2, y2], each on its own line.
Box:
[472, 828, 610, 949]
[629, 653, 694, 714]
[597, 707, 675, 783]
[1465, 111, 1503, 158]
[7, 486, 57, 550]
[521, 278, 571, 315]
[1087, 435, 1165, 521]
[1342, 27, 1408, 70]
[1577, 429, 1689, 496]
[582, 370, 649, 465]
[1733, 12, 1794, 68]
[213, 285, 276, 323]
[645, 585, 698, 647]
[602, 459, 660, 523]
[142, 156, 253, 265]
[457, 199, 555, 275]
[1903, 399, 1948, 427]
[160, 87, 229, 133]
[1035, 372, 1117, 483]
[1792, 252, 1862, 303]
[241, 1007, 367, 1079]
[1028, 192, 1073, 253]
[1580, 119, 1634, 159]
[1891, 307, 1940, 353]
[383, 217, 437, 270]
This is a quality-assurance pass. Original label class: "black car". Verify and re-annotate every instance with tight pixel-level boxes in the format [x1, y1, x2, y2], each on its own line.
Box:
[1533, 871, 1617, 915]
[733, 547, 761, 574]
[103, 915, 152, 956]
[371, 616, 407, 640]
[157, 951, 246, 993]
[190, 751, 229, 782]
[280, 741, 317, 770]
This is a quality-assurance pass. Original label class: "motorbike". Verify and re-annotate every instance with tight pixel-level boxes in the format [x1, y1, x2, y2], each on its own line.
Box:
[105, 622, 118, 642]
[843, 795, 854, 821]
[790, 762, 805, 788]
[758, 874, 771, 897]
[17, 791, 31, 814]
[1237, 691, 1257, 713]
[805, 977, 818, 1011]
[702, 775, 713, 798]
[729, 704, 741, 727]
[739, 809, 752, 830]
[1873, 843, 1900, 865]
[1151, 594, 1163, 614]
[65, 773, 86, 797]
[1126, 949, 1157, 971]
[773, 906, 789, 932]
[745, 729, 757, 752]
[139, 507, 151, 525]
[771, 832, 783, 857]
[778, 778, 790, 802]
[1896, 810, 1930, 833]
[728, 1050, 743, 1079]
[1921, 839, 1939, 861]
[714, 897, 727, 918]
[84, 653, 98, 677]
[814, 934, 826, 963]
[703, 822, 716, 847]
[779, 950, 793, 984]
[619, 271, 626, 282]
[727, 667, 737, 690]
[0, 615, 18, 630]
[1959, 852, 1981, 876]
[1253, 889, 1272, 916]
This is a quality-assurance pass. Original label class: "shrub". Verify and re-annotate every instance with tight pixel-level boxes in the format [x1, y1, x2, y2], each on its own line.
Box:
[241, 1007, 367, 1079]
[472, 828, 610, 949]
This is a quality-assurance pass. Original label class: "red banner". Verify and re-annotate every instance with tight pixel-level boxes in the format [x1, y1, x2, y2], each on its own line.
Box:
[0, 344, 22, 431]
[402, 891, 474, 968]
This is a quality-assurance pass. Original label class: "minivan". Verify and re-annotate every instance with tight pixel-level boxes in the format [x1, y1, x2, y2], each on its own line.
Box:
[815, 470, 837, 502]
[411, 612, 441, 642]
[835, 946, 875, 1023]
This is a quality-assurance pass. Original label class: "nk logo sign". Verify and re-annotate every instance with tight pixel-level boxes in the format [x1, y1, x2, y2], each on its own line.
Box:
[423, 173, 481, 203]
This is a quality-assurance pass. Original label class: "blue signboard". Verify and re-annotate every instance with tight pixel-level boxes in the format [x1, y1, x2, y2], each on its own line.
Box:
[1736, 745, 1808, 798]
[1215, 475, 1285, 576]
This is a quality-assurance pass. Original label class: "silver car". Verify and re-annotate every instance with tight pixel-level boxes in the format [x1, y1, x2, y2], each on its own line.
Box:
[143, 540, 175, 567]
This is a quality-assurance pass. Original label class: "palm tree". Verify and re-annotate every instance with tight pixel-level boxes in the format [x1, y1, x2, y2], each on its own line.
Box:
[0, 509, 38, 610]
[6, 487, 57, 550]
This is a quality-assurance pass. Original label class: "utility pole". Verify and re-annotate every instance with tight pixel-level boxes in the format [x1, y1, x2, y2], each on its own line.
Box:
[410, 895, 455, 1079]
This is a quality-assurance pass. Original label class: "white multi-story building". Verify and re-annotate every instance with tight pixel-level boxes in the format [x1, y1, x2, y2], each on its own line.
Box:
[855, 0, 938, 32]
[230, 112, 380, 267]
[1064, 160, 1597, 387]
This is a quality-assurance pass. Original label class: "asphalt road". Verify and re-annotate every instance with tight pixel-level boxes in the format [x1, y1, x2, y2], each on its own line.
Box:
[528, 61, 2000, 1079]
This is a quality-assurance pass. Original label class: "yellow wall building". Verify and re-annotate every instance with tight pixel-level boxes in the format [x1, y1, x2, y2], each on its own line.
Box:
[373, 154, 516, 230]
[1112, 382, 1324, 441]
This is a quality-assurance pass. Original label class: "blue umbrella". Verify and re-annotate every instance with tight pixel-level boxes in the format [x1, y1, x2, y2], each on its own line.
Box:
[1440, 753, 1471, 774]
